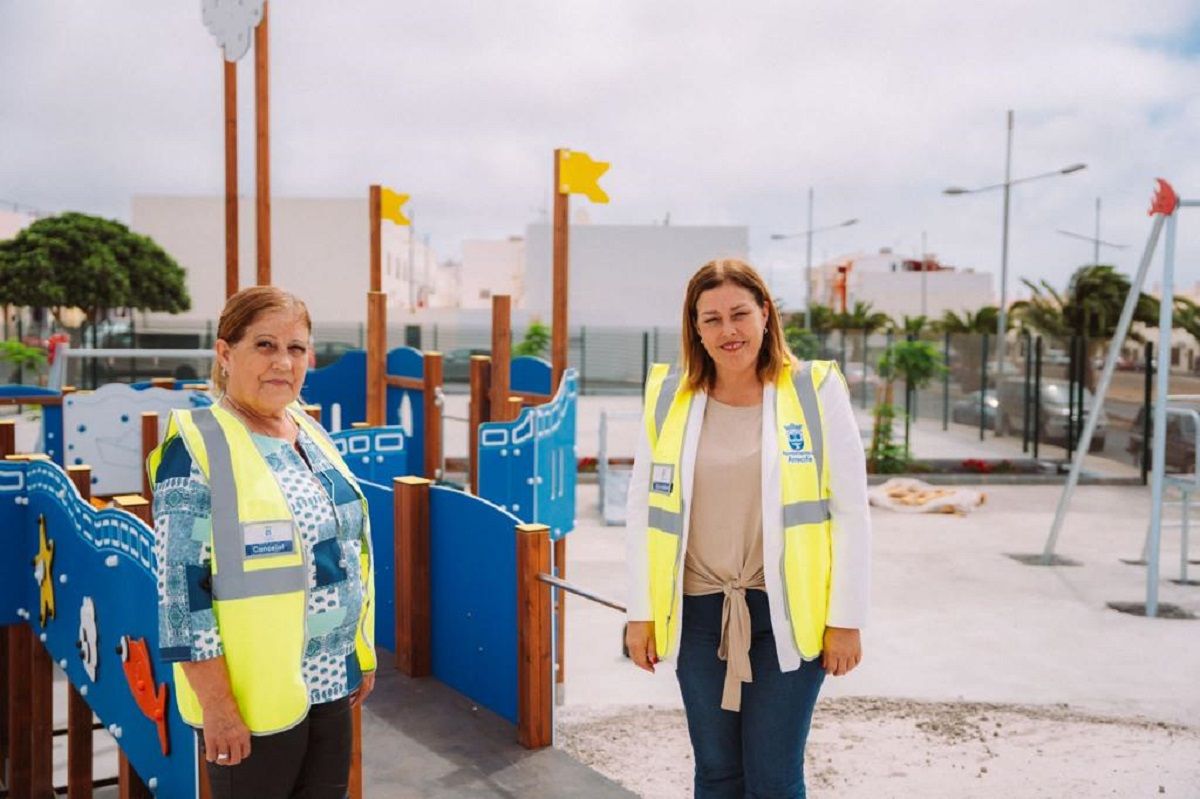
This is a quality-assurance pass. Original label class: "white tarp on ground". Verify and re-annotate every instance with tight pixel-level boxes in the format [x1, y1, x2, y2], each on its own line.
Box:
[868, 477, 986, 514]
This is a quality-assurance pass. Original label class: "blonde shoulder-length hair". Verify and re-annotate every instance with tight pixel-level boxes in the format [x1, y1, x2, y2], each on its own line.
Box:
[680, 258, 797, 393]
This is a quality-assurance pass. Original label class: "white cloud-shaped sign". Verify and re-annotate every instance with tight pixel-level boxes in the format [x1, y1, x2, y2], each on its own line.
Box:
[201, 0, 265, 63]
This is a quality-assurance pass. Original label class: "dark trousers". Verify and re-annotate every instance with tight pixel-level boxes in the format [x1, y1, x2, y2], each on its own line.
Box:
[676, 591, 825, 799]
[203, 697, 353, 799]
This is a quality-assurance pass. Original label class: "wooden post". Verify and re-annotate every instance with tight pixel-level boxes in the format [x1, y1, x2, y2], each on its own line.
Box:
[503, 396, 524, 423]
[516, 523, 552, 749]
[349, 705, 363, 799]
[468, 355, 492, 493]
[224, 55, 239, 299]
[422, 352, 443, 480]
[395, 476, 432, 677]
[551, 149, 569, 392]
[141, 412, 159, 501]
[113, 495, 152, 526]
[369, 184, 382, 293]
[490, 296, 512, 420]
[0, 419, 14, 457]
[66, 466, 94, 799]
[254, 1, 271, 286]
[7, 624, 32, 798]
[30, 637, 53, 799]
[555, 535, 566, 697]
[366, 291, 387, 426]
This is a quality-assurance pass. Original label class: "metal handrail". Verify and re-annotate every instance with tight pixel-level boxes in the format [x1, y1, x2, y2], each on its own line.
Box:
[536, 573, 626, 613]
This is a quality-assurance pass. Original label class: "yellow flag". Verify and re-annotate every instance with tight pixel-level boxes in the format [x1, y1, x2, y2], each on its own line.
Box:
[558, 150, 610, 203]
[379, 187, 411, 225]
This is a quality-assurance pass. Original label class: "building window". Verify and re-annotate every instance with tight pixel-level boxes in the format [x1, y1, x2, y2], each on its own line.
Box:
[479, 289, 491, 300]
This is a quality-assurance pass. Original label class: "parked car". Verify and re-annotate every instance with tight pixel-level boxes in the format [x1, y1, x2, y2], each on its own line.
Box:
[950, 389, 999, 430]
[311, 340, 358, 369]
[1127, 401, 1200, 472]
[441, 348, 490, 383]
[995, 379, 1108, 452]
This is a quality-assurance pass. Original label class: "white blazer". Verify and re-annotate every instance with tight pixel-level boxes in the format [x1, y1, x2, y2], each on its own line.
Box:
[625, 370, 871, 672]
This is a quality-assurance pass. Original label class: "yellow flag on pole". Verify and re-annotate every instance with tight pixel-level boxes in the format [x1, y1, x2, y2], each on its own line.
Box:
[379, 187, 411, 225]
[558, 150, 610, 203]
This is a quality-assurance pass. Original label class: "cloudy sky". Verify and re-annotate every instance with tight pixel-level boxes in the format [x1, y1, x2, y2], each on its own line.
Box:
[3, 1, 1200, 308]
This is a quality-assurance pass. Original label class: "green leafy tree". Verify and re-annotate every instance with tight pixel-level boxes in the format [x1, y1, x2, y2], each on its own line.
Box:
[869, 339, 946, 471]
[0, 339, 47, 375]
[0, 212, 189, 326]
[513, 319, 551, 358]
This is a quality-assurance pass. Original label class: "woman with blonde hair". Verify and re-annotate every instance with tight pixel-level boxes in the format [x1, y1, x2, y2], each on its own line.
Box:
[149, 286, 375, 798]
[625, 259, 870, 798]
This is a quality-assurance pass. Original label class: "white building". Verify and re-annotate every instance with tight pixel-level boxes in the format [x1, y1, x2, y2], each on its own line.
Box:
[130, 195, 438, 324]
[452, 236, 526, 310]
[0, 209, 37, 240]
[523, 223, 749, 327]
[815, 248, 994, 320]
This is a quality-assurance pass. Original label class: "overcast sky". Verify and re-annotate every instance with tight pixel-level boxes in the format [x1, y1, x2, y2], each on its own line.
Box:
[3, 1, 1200, 308]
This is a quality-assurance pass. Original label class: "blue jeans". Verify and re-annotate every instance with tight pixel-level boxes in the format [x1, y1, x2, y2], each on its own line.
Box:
[676, 590, 825, 799]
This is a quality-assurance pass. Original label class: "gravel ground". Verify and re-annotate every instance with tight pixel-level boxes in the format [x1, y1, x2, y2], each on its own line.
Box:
[557, 697, 1200, 798]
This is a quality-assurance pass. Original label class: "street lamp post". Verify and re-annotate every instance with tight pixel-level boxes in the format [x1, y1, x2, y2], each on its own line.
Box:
[772, 187, 858, 330]
[1057, 197, 1127, 266]
[943, 109, 1086, 380]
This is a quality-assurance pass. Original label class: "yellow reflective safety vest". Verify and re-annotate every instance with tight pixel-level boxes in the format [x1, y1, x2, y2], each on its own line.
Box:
[146, 405, 376, 734]
[642, 361, 835, 660]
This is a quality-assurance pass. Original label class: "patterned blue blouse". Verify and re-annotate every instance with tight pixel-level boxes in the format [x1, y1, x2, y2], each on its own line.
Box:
[152, 425, 371, 705]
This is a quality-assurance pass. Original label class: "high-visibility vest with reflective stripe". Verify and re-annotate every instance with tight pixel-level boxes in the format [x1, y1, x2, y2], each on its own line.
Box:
[642, 361, 834, 659]
[146, 405, 376, 734]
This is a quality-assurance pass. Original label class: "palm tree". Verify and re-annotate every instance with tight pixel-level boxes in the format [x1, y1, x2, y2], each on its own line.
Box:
[1013, 265, 1160, 389]
[837, 301, 893, 333]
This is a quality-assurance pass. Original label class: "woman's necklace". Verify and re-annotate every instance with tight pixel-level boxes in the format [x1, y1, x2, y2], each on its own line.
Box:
[221, 395, 297, 441]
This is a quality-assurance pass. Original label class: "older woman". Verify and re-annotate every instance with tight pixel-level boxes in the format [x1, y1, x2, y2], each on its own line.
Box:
[625, 259, 871, 798]
[149, 286, 375, 799]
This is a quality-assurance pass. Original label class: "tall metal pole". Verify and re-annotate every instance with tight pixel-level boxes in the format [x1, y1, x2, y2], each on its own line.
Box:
[1043, 211, 1168, 563]
[408, 210, 417, 312]
[1146, 212, 1178, 617]
[996, 109, 1013, 383]
[804, 186, 814, 331]
[920, 230, 928, 317]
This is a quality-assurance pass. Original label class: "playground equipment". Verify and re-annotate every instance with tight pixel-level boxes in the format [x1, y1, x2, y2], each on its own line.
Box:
[1043, 179, 1197, 617]
[1, 426, 200, 797]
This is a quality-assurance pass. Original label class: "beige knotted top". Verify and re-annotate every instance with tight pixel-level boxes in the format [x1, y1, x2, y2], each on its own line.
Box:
[683, 397, 765, 712]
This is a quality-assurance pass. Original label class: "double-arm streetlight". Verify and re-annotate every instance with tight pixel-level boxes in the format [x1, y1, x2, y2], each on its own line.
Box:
[771, 187, 859, 330]
[1056, 197, 1127, 266]
[943, 109, 1086, 378]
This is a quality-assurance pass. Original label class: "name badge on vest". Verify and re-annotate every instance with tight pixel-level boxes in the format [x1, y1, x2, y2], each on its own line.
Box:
[243, 521, 296, 558]
[783, 423, 814, 464]
[650, 463, 675, 494]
